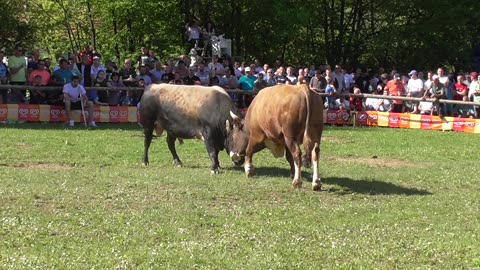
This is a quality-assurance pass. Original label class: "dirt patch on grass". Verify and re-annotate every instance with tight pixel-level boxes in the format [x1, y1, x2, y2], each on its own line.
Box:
[16, 142, 32, 149]
[328, 156, 424, 168]
[322, 136, 352, 143]
[8, 163, 74, 171]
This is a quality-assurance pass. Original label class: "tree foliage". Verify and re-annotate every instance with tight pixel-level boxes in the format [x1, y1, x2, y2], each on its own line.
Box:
[14, 0, 480, 72]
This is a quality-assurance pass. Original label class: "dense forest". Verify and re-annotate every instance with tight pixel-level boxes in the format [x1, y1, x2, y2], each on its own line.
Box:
[2, 0, 480, 72]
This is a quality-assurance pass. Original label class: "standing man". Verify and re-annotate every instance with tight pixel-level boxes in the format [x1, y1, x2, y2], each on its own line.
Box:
[77, 55, 92, 87]
[8, 45, 28, 103]
[63, 75, 96, 128]
[332, 64, 346, 94]
[384, 73, 405, 113]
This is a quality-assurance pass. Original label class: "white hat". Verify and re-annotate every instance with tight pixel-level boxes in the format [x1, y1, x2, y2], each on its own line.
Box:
[244, 67, 251, 72]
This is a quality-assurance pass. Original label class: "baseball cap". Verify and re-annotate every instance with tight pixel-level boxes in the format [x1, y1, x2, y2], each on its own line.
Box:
[244, 67, 251, 72]
[93, 56, 100, 60]
[432, 75, 439, 80]
[408, 70, 417, 76]
[394, 73, 401, 80]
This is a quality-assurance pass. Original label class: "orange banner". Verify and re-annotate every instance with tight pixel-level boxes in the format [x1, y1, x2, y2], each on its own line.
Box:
[399, 114, 410, 129]
[0, 104, 7, 121]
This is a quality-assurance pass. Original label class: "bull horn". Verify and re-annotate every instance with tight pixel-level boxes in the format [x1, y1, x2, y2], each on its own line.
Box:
[226, 120, 231, 133]
[230, 110, 240, 120]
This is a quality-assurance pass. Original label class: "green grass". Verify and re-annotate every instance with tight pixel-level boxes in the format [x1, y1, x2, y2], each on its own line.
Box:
[0, 123, 479, 269]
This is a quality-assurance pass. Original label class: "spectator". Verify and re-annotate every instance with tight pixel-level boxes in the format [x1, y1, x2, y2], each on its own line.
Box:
[350, 87, 364, 111]
[53, 59, 73, 85]
[170, 72, 184, 85]
[92, 70, 109, 104]
[208, 55, 225, 76]
[265, 68, 276, 86]
[219, 67, 238, 89]
[418, 100, 433, 115]
[77, 55, 92, 87]
[309, 70, 327, 93]
[467, 72, 478, 101]
[8, 45, 28, 103]
[274, 67, 289, 84]
[336, 95, 352, 113]
[149, 61, 164, 83]
[303, 67, 312, 84]
[473, 73, 480, 118]
[238, 67, 257, 107]
[233, 61, 243, 78]
[119, 59, 137, 87]
[28, 59, 50, 86]
[90, 56, 106, 83]
[136, 46, 149, 70]
[27, 49, 41, 74]
[29, 75, 47, 104]
[253, 72, 268, 92]
[137, 65, 152, 88]
[453, 74, 469, 117]
[183, 66, 202, 85]
[63, 75, 96, 127]
[175, 60, 190, 79]
[161, 65, 175, 83]
[0, 50, 7, 103]
[324, 77, 337, 109]
[296, 75, 307, 85]
[147, 50, 159, 66]
[195, 62, 210, 86]
[285, 66, 297, 85]
[79, 45, 94, 65]
[186, 20, 203, 49]
[104, 60, 116, 79]
[69, 54, 81, 77]
[107, 72, 125, 106]
[423, 75, 445, 117]
[365, 85, 383, 111]
[384, 73, 405, 113]
[407, 70, 424, 98]
[333, 64, 346, 94]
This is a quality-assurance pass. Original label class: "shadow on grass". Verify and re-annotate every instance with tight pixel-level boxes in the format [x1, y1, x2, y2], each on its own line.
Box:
[232, 166, 432, 196]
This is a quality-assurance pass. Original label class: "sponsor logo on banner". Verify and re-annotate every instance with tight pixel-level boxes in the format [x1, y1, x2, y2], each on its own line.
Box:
[453, 118, 465, 132]
[367, 112, 378, 126]
[388, 113, 400, 128]
[118, 107, 129, 122]
[50, 107, 64, 122]
[463, 120, 476, 133]
[0, 107, 7, 120]
[18, 105, 29, 122]
[357, 112, 368, 126]
[28, 106, 41, 122]
[109, 108, 119, 123]
[421, 115, 433, 129]
[340, 111, 350, 123]
[327, 111, 337, 124]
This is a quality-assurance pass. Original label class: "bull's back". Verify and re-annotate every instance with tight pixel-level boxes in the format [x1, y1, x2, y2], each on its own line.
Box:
[246, 85, 310, 142]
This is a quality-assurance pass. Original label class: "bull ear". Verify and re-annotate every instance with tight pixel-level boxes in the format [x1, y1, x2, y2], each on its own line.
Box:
[226, 120, 231, 133]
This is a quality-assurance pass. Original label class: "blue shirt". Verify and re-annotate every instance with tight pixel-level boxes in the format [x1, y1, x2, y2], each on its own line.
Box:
[0, 63, 7, 79]
[238, 75, 257, 91]
[325, 85, 336, 104]
[53, 69, 73, 85]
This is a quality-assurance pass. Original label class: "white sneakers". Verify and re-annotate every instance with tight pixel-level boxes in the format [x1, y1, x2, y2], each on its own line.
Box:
[68, 120, 97, 128]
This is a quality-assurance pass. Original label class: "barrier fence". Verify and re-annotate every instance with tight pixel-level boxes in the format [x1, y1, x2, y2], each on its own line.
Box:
[0, 85, 479, 134]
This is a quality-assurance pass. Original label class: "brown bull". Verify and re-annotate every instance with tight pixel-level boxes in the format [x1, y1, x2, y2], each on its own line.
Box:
[226, 84, 324, 190]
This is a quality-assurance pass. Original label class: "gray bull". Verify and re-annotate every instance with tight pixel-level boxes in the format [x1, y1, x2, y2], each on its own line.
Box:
[140, 84, 242, 173]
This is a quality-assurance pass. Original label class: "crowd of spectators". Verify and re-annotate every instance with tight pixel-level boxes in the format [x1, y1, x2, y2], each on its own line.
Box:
[1, 43, 480, 119]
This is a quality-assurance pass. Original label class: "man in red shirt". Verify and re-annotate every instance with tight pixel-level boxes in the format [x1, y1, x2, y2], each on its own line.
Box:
[384, 73, 405, 113]
[453, 74, 469, 117]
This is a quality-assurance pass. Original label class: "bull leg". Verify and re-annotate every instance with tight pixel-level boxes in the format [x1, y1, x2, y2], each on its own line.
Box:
[166, 133, 183, 167]
[285, 138, 302, 189]
[204, 137, 220, 174]
[143, 125, 154, 166]
[285, 148, 295, 179]
[311, 142, 322, 191]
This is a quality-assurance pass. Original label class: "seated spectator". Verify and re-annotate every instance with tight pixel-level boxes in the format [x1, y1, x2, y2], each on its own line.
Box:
[324, 77, 337, 109]
[63, 76, 96, 127]
[53, 59, 73, 85]
[195, 62, 210, 86]
[403, 92, 418, 114]
[175, 60, 190, 79]
[253, 72, 268, 92]
[209, 75, 220, 86]
[349, 87, 364, 111]
[150, 61, 164, 84]
[92, 70, 108, 104]
[107, 72, 125, 106]
[183, 67, 202, 85]
[423, 75, 445, 117]
[169, 73, 184, 85]
[161, 65, 175, 83]
[28, 60, 50, 86]
[208, 55, 225, 76]
[119, 59, 137, 87]
[219, 68, 238, 89]
[29, 75, 48, 104]
[309, 70, 327, 93]
[453, 74, 469, 117]
[136, 65, 152, 88]
[336, 96, 352, 113]
[385, 73, 405, 113]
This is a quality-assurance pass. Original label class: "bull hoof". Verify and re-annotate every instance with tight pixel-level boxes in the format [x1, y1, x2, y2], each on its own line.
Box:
[142, 161, 149, 167]
[303, 158, 312, 169]
[173, 160, 183, 167]
[245, 168, 256, 178]
[292, 179, 303, 189]
[211, 169, 219, 174]
[312, 181, 322, 191]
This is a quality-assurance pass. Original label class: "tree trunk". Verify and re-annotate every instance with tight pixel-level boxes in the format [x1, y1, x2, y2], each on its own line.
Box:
[86, 0, 96, 51]
[112, 9, 120, 62]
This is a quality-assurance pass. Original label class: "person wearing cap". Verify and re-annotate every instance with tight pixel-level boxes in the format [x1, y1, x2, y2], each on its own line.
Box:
[218, 67, 238, 89]
[238, 66, 257, 107]
[63, 75, 96, 127]
[423, 75, 445, 116]
[90, 56, 105, 83]
[253, 72, 267, 92]
[407, 70, 424, 97]
[384, 73, 405, 113]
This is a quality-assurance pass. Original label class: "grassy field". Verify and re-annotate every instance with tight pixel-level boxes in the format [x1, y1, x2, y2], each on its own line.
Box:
[0, 123, 479, 269]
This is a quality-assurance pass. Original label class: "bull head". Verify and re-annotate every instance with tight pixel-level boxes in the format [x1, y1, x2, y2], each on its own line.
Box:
[225, 110, 248, 166]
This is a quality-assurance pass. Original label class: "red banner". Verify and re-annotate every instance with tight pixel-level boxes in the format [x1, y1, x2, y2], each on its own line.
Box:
[0, 104, 7, 121]
[27, 105, 41, 122]
[388, 113, 400, 128]
[118, 106, 129, 123]
[356, 112, 368, 126]
[50, 106, 65, 122]
[453, 118, 465, 132]
[421, 115, 433, 130]
[18, 104, 30, 122]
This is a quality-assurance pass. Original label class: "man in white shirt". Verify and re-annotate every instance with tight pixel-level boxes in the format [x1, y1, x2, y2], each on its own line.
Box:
[407, 70, 424, 97]
[90, 56, 106, 82]
[332, 64, 346, 94]
[63, 75, 96, 127]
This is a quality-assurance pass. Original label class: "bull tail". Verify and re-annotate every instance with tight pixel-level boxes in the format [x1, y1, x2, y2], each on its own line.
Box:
[301, 85, 311, 147]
